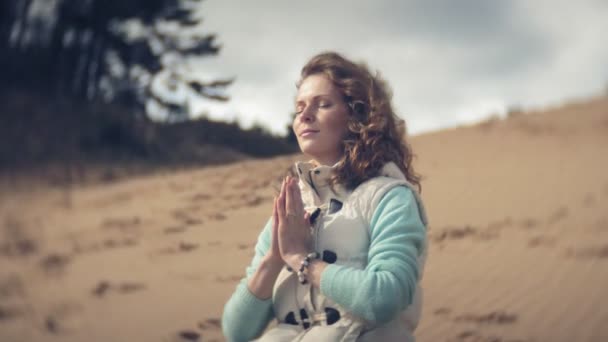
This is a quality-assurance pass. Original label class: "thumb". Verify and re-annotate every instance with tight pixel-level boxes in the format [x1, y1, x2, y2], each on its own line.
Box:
[304, 211, 311, 226]
[272, 197, 279, 236]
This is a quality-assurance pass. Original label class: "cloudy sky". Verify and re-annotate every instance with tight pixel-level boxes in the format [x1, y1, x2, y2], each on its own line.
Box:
[183, 0, 608, 136]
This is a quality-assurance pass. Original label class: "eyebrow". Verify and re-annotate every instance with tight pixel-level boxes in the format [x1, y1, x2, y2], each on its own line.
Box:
[295, 94, 334, 105]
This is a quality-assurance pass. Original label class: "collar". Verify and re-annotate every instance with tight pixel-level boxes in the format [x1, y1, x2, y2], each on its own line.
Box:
[294, 160, 348, 208]
[293, 159, 408, 208]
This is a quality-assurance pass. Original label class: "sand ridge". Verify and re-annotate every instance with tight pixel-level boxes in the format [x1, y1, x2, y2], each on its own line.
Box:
[1, 96, 607, 341]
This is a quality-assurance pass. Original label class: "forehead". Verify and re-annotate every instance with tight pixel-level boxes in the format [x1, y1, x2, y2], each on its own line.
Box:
[296, 74, 341, 102]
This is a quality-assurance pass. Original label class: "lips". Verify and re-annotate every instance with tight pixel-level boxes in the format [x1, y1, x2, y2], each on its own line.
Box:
[300, 129, 319, 137]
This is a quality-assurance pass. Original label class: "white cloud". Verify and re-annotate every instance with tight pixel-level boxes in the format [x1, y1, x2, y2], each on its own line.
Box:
[183, 0, 608, 136]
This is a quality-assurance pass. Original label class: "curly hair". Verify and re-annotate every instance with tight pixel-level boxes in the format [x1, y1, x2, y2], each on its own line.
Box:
[296, 51, 422, 193]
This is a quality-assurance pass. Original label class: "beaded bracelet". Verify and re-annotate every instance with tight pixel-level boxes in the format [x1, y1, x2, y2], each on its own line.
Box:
[297, 252, 320, 284]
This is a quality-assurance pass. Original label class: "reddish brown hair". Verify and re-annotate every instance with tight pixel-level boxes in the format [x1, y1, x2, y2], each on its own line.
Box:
[297, 51, 422, 192]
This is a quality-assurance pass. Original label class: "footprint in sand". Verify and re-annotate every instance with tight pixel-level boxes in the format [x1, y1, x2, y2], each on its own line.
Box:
[215, 275, 242, 283]
[252, 178, 273, 191]
[189, 192, 211, 203]
[453, 310, 518, 325]
[0, 275, 26, 322]
[432, 225, 478, 243]
[70, 236, 137, 255]
[45, 316, 60, 334]
[237, 242, 255, 250]
[164, 225, 188, 235]
[40, 252, 72, 275]
[102, 237, 138, 249]
[91, 280, 146, 297]
[0, 273, 25, 299]
[0, 305, 22, 321]
[433, 307, 452, 317]
[1, 217, 39, 257]
[243, 195, 267, 208]
[198, 318, 222, 330]
[175, 330, 201, 341]
[156, 241, 199, 255]
[172, 209, 203, 226]
[485, 218, 510, 233]
[519, 218, 539, 230]
[178, 241, 199, 252]
[42, 301, 83, 334]
[547, 206, 568, 224]
[528, 236, 557, 248]
[100, 216, 141, 232]
[594, 218, 608, 232]
[583, 193, 596, 208]
[92, 192, 132, 207]
[168, 181, 192, 193]
[208, 213, 227, 221]
[447, 330, 531, 342]
[564, 245, 608, 259]
[447, 330, 482, 342]
[171, 318, 222, 342]
[475, 230, 500, 241]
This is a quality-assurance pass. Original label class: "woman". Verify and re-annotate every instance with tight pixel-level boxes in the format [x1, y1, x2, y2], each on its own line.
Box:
[222, 51, 429, 342]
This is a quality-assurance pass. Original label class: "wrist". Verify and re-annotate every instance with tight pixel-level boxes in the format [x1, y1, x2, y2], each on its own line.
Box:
[261, 254, 285, 272]
[284, 253, 306, 271]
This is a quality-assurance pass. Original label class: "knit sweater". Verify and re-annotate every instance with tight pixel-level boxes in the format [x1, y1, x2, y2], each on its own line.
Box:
[222, 185, 427, 342]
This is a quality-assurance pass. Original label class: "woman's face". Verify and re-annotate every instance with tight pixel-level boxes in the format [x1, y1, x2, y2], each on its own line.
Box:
[293, 74, 350, 166]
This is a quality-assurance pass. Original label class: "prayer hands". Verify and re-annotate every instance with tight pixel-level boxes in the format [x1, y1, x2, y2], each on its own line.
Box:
[271, 176, 311, 270]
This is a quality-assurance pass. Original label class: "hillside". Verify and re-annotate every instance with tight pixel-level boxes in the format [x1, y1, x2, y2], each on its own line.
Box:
[1, 95, 607, 342]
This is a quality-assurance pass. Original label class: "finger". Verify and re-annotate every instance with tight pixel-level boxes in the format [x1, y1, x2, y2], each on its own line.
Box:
[277, 178, 286, 218]
[285, 177, 294, 218]
[278, 178, 285, 206]
[304, 211, 311, 225]
[291, 178, 304, 215]
[272, 197, 279, 240]
[272, 196, 278, 227]
[287, 177, 303, 217]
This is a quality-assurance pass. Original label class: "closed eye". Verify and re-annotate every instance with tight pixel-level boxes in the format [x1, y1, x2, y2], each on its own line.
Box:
[295, 99, 332, 114]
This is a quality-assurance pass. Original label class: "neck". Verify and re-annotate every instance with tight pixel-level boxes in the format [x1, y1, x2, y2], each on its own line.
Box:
[311, 156, 340, 167]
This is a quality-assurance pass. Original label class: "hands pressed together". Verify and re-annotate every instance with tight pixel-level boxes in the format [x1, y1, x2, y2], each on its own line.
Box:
[266, 176, 312, 270]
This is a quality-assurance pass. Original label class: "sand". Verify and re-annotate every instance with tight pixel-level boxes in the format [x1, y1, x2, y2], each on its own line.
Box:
[1, 95, 607, 342]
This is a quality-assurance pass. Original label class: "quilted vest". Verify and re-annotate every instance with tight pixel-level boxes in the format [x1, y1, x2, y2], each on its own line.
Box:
[264, 160, 428, 342]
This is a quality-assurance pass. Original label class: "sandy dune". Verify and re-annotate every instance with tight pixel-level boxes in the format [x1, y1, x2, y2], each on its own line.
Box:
[1, 95, 607, 342]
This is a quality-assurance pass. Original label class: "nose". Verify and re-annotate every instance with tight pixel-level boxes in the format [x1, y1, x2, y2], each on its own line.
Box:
[298, 106, 315, 123]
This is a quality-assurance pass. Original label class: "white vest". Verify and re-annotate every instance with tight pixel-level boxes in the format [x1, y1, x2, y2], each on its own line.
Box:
[265, 161, 429, 342]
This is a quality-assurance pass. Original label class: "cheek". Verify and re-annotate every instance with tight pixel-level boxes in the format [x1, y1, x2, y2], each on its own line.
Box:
[328, 113, 349, 138]
[291, 121, 299, 137]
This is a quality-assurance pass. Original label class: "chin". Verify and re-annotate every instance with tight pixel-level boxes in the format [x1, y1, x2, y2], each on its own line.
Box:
[300, 150, 333, 166]
[296, 146, 316, 160]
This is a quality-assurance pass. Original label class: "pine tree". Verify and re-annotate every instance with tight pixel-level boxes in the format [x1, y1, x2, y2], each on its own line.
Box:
[0, 0, 232, 120]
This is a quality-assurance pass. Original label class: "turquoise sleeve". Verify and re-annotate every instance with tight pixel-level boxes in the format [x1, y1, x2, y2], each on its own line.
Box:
[319, 186, 426, 323]
[221, 218, 276, 342]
